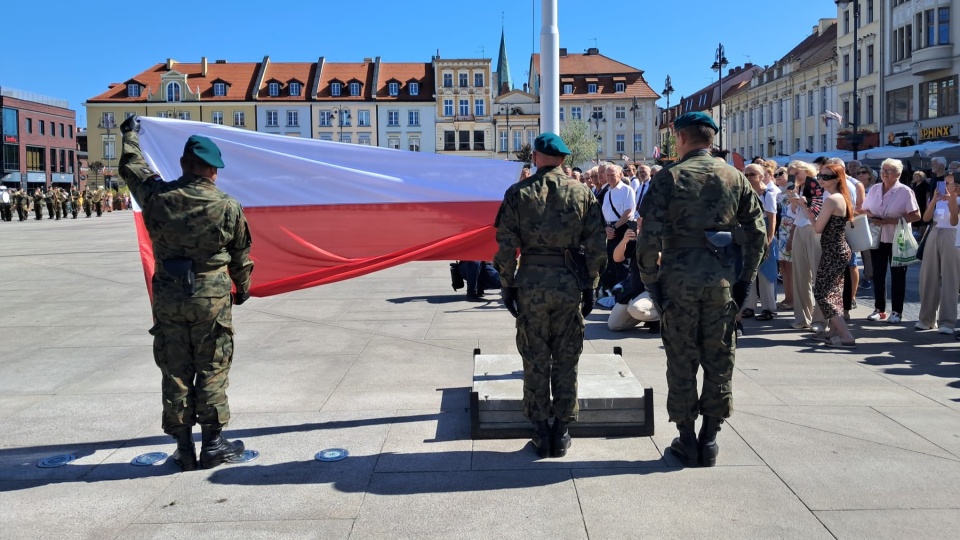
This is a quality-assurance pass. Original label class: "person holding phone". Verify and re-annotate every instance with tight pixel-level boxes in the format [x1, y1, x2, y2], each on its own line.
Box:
[786, 160, 826, 331]
[916, 173, 960, 335]
[774, 167, 797, 310]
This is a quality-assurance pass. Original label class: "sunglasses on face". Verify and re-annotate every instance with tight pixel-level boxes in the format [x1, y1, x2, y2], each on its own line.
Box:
[881, 169, 898, 174]
[817, 174, 839, 181]
[857, 170, 869, 174]
[775, 171, 786, 177]
[745, 172, 761, 178]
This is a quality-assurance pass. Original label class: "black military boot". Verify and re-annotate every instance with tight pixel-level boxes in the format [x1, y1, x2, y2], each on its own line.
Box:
[532, 420, 552, 458]
[550, 419, 571, 458]
[668, 421, 699, 466]
[170, 427, 197, 471]
[698, 416, 723, 467]
[199, 424, 245, 469]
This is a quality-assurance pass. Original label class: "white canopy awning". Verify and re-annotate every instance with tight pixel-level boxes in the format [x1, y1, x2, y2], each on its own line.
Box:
[860, 141, 960, 160]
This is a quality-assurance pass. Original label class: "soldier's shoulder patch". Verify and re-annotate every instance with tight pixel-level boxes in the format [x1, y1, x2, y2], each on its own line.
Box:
[141, 168, 154, 175]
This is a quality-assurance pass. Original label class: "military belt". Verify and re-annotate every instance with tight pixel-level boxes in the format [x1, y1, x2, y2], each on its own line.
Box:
[661, 237, 707, 250]
[521, 254, 567, 266]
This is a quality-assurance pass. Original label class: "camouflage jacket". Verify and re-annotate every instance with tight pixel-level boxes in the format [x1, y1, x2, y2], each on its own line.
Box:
[636, 150, 766, 288]
[493, 164, 606, 289]
[119, 131, 254, 299]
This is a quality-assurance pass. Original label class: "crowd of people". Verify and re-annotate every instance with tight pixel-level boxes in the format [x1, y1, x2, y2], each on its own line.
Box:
[0, 185, 131, 222]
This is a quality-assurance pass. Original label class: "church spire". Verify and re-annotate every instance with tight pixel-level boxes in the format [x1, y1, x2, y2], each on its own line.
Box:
[496, 26, 512, 96]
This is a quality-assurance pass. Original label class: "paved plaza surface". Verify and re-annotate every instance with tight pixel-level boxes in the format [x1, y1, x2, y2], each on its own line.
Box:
[1, 212, 958, 539]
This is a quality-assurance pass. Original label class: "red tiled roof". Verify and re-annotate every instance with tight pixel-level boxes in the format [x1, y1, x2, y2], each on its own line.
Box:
[316, 61, 376, 100]
[375, 62, 435, 101]
[531, 52, 659, 100]
[87, 61, 262, 103]
[258, 62, 316, 101]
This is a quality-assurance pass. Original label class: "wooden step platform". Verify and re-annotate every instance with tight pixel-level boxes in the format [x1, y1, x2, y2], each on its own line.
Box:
[470, 347, 654, 439]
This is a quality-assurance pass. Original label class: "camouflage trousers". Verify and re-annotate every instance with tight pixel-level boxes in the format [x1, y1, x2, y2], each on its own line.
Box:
[149, 295, 235, 435]
[660, 282, 737, 424]
[516, 285, 583, 422]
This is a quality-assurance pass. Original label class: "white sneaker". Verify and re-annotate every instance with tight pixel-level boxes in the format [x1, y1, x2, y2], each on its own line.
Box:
[867, 309, 886, 322]
[938, 325, 955, 335]
[886, 312, 902, 324]
[915, 322, 933, 331]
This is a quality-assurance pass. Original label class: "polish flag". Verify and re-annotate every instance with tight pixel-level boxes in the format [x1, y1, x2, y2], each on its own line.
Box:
[130, 118, 522, 297]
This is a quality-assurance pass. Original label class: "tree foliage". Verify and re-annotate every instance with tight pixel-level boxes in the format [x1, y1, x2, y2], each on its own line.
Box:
[514, 143, 533, 164]
[560, 119, 600, 169]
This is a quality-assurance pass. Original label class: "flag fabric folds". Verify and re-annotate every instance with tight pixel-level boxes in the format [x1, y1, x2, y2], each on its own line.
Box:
[131, 118, 523, 297]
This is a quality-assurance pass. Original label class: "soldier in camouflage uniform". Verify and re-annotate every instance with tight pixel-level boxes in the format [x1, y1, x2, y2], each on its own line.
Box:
[493, 133, 607, 458]
[44, 189, 56, 219]
[636, 112, 765, 467]
[70, 188, 80, 218]
[32, 189, 44, 220]
[15, 189, 28, 221]
[119, 115, 254, 471]
[92, 188, 104, 217]
[83, 187, 93, 217]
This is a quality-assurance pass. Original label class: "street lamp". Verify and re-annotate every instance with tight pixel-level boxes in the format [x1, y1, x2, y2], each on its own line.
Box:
[499, 104, 522, 158]
[662, 75, 675, 158]
[591, 110, 606, 162]
[837, 0, 863, 159]
[97, 115, 116, 190]
[629, 97, 640, 163]
[711, 43, 729, 153]
[332, 106, 351, 143]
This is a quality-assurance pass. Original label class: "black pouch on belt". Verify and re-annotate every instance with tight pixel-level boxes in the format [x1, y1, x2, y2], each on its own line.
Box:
[703, 231, 736, 267]
[563, 248, 589, 290]
[162, 257, 196, 296]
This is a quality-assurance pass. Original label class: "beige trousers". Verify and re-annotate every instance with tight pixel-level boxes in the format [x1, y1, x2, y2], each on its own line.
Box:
[918, 227, 960, 328]
[792, 224, 825, 326]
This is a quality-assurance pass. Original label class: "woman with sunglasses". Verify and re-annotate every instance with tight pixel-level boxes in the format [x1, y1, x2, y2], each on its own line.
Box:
[860, 158, 922, 324]
[786, 160, 827, 331]
[795, 163, 856, 347]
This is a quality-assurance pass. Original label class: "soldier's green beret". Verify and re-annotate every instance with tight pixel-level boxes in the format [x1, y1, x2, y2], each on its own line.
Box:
[183, 135, 225, 169]
[534, 132, 571, 157]
[674, 111, 718, 133]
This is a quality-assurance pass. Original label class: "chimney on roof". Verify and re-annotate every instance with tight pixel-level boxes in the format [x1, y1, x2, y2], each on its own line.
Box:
[201, 57, 208, 77]
[586, 47, 599, 55]
[559, 48, 567, 56]
[363, 57, 373, 63]
[166, 58, 176, 70]
[215, 60, 227, 64]
[745, 62, 753, 69]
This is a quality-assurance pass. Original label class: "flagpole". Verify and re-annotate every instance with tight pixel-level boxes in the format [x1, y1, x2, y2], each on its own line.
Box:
[540, 0, 559, 134]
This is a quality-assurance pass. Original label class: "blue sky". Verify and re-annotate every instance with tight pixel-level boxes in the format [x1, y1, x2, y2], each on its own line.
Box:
[2, 1, 835, 128]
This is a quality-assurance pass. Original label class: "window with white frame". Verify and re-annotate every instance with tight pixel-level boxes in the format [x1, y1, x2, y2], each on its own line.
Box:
[349, 82, 360, 96]
[821, 134, 827, 152]
[319, 133, 332, 141]
[340, 133, 352, 143]
[340, 109, 351, 126]
[807, 135, 814, 151]
[794, 94, 801, 119]
[389, 82, 399, 96]
[287, 110, 299, 126]
[103, 139, 116, 161]
[528, 130, 536, 147]
[768, 103, 774, 124]
[268, 82, 280, 97]
[559, 107, 565, 121]
[331, 82, 342, 96]
[570, 106, 582, 120]
[127, 84, 140, 98]
[563, 83, 573, 94]
[513, 130, 522, 151]
[388, 110, 399, 126]
[213, 82, 227, 97]
[289, 82, 301, 96]
[156, 112, 168, 119]
[318, 110, 332, 126]
[474, 73, 484, 87]
[409, 137, 420, 152]
[615, 106, 626, 119]
[409, 82, 419, 95]
[587, 83, 598, 94]
[166, 82, 181, 102]
[807, 90, 814, 117]
[388, 137, 400, 149]
[234, 111, 245, 126]
[474, 99, 485, 116]
[408, 110, 420, 126]
[499, 130, 508, 152]
[179, 111, 190, 120]
[758, 105, 764, 127]
[459, 99, 469, 116]
[616, 134, 625, 153]
[102, 112, 115, 128]
[443, 73, 453, 88]
[459, 73, 468, 87]
[212, 111, 223, 125]
[358, 134, 371, 145]
[266, 110, 278, 127]
[443, 99, 454, 116]
[615, 82, 625, 93]
[634, 134, 642, 153]
[795, 138, 800, 152]
[358, 110, 370, 127]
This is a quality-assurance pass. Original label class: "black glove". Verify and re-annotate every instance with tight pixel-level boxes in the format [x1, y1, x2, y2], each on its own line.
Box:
[232, 291, 250, 306]
[120, 115, 140, 134]
[645, 282, 666, 315]
[501, 287, 519, 318]
[732, 280, 750, 310]
[581, 289, 596, 317]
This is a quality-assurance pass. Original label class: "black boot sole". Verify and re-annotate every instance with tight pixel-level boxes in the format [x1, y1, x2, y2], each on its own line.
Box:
[668, 446, 699, 467]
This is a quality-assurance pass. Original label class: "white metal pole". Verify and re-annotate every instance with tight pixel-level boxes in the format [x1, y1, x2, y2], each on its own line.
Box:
[540, 0, 560, 134]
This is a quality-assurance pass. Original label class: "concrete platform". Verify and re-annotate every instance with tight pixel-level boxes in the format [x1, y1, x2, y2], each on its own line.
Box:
[471, 347, 654, 438]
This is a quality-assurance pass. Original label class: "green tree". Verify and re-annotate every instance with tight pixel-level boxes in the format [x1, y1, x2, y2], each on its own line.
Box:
[560, 119, 600, 168]
[514, 143, 533, 164]
[89, 161, 104, 190]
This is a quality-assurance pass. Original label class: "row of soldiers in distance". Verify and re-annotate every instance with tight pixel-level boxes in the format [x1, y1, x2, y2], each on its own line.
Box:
[0, 187, 109, 222]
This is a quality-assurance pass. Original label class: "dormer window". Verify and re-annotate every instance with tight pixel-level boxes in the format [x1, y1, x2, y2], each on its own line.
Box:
[349, 82, 361, 96]
[289, 82, 301, 96]
[587, 83, 598, 94]
[213, 82, 227, 97]
[615, 82, 625, 93]
[127, 84, 141, 98]
[268, 82, 280, 97]
[388, 82, 399, 96]
[409, 82, 420, 95]
[331, 82, 342, 96]
[563, 84, 573, 94]
[166, 82, 181, 102]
